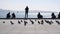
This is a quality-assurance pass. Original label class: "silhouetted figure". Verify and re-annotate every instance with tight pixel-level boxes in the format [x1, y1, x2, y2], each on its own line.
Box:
[24, 21, 27, 26]
[58, 12, 60, 19]
[51, 13, 56, 19]
[3, 21, 5, 23]
[10, 21, 14, 25]
[37, 12, 43, 19]
[12, 13, 16, 19]
[18, 20, 20, 24]
[25, 6, 29, 18]
[6, 12, 10, 19]
[45, 20, 53, 25]
[56, 20, 60, 25]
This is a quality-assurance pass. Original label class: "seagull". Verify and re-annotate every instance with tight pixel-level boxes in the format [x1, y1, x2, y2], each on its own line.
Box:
[56, 20, 60, 24]
[10, 21, 14, 25]
[18, 20, 20, 24]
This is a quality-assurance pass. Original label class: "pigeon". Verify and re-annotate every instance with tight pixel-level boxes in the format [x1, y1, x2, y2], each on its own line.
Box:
[56, 20, 60, 24]
[18, 20, 20, 24]
[38, 21, 40, 24]
[24, 21, 27, 26]
[41, 20, 44, 24]
[10, 21, 14, 25]
[3, 21, 5, 23]
[30, 20, 34, 24]
[21, 20, 22, 22]
[45, 20, 53, 25]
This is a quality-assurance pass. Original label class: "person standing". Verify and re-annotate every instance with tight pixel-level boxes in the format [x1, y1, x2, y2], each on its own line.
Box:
[37, 12, 43, 19]
[12, 13, 16, 19]
[6, 12, 11, 19]
[25, 6, 29, 18]
[58, 12, 60, 19]
[51, 13, 56, 19]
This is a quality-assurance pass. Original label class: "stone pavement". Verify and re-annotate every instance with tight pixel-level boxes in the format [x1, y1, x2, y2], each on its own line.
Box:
[0, 19, 60, 34]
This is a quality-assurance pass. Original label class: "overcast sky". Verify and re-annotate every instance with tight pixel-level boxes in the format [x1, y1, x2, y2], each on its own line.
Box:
[0, 0, 60, 12]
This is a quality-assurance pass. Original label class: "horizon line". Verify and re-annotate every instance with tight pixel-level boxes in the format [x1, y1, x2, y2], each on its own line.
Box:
[0, 9, 59, 12]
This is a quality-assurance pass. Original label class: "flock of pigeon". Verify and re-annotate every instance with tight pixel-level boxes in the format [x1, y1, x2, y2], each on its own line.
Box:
[2, 19, 60, 26]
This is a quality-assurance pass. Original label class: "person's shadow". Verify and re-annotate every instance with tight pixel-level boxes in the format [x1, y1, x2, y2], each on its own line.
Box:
[25, 6, 29, 18]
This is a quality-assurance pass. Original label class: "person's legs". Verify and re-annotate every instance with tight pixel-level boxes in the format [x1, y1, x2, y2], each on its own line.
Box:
[26, 13, 27, 18]
[27, 13, 28, 18]
[25, 13, 27, 18]
[25, 12, 28, 18]
[25, 13, 26, 18]
[26, 13, 28, 18]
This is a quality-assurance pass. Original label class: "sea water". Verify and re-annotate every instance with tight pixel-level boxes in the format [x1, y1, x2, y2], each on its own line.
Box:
[0, 11, 59, 18]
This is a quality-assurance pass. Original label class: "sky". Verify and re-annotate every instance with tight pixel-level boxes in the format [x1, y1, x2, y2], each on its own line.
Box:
[0, 0, 60, 12]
